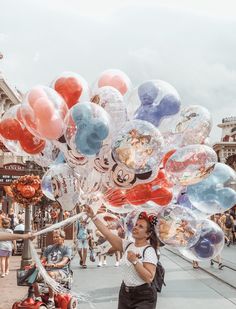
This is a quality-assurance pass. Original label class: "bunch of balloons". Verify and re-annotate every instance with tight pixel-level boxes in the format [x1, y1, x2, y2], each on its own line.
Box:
[1, 68, 236, 262]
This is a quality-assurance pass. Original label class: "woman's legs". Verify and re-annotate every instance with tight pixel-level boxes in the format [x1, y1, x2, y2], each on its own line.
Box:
[5, 256, 10, 274]
[1, 256, 6, 276]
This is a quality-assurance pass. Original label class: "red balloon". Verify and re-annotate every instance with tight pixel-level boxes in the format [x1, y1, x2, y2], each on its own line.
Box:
[162, 149, 176, 168]
[19, 128, 45, 154]
[55, 77, 83, 108]
[21, 185, 35, 198]
[126, 184, 152, 205]
[0, 118, 23, 140]
[98, 74, 128, 95]
[150, 187, 173, 206]
[104, 188, 127, 207]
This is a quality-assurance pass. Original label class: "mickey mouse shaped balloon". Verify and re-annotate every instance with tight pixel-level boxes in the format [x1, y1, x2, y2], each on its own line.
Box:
[64, 102, 111, 156]
[52, 71, 90, 109]
[130, 80, 181, 128]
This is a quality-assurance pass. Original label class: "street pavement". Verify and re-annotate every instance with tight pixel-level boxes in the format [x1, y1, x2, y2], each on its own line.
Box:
[1, 244, 236, 309]
[72, 245, 236, 309]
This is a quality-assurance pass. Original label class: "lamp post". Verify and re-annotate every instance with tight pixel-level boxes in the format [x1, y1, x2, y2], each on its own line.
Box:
[21, 205, 32, 268]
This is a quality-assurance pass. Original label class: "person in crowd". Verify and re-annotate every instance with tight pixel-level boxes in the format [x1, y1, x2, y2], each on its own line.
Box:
[14, 218, 25, 232]
[8, 208, 18, 230]
[210, 214, 223, 268]
[33, 229, 72, 309]
[95, 229, 107, 267]
[0, 210, 6, 228]
[0, 218, 16, 277]
[50, 208, 59, 224]
[220, 211, 234, 247]
[77, 218, 89, 268]
[85, 205, 158, 309]
[230, 209, 236, 243]
[33, 210, 41, 231]
[192, 260, 199, 269]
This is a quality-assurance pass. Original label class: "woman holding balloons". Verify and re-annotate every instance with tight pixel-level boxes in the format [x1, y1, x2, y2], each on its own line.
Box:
[85, 205, 159, 309]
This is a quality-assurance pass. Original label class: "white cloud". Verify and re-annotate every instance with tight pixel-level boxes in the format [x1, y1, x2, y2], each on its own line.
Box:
[0, 0, 235, 143]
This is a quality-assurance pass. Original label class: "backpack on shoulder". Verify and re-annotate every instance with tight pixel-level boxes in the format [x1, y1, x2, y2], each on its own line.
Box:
[143, 246, 166, 293]
[225, 214, 233, 229]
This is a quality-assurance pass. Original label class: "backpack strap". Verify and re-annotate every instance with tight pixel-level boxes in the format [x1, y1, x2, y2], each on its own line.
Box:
[142, 245, 159, 259]
[124, 242, 133, 252]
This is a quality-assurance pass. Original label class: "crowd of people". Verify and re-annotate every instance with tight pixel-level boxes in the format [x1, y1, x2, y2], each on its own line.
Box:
[0, 204, 236, 308]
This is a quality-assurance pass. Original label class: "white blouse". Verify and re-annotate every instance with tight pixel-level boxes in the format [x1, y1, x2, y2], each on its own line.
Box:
[120, 240, 157, 287]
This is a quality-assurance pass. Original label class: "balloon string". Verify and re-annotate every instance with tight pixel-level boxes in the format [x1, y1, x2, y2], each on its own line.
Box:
[34, 212, 86, 236]
[29, 241, 93, 305]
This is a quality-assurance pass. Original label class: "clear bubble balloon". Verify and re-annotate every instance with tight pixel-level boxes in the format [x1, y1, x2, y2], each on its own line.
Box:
[128, 80, 181, 128]
[187, 163, 236, 215]
[177, 190, 210, 219]
[51, 71, 90, 109]
[41, 174, 55, 201]
[32, 141, 61, 167]
[175, 105, 212, 146]
[21, 85, 68, 140]
[0, 104, 45, 156]
[94, 69, 132, 96]
[165, 144, 217, 186]
[112, 119, 164, 174]
[157, 204, 200, 248]
[64, 102, 111, 156]
[41, 163, 80, 211]
[91, 86, 128, 134]
[179, 219, 224, 261]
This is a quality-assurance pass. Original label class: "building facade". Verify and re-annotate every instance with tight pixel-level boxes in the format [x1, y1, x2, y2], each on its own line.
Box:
[0, 71, 43, 213]
[213, 117, 236, 171]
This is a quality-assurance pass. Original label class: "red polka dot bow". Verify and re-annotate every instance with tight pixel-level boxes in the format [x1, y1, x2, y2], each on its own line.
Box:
[138, 211, 158, 226]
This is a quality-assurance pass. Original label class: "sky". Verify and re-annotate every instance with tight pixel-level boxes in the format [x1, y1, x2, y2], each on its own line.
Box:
[0, 0, 236, 143]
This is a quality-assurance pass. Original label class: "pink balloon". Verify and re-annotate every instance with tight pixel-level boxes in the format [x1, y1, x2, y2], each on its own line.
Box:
[98, 74, 128, 95]
[28, 87, 47, 108]
[37, 116, 64, 140]
[33, 97, 55, 121]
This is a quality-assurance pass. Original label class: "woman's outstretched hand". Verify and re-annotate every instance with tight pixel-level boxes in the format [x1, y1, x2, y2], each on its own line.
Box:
[84, 205, 95, 219]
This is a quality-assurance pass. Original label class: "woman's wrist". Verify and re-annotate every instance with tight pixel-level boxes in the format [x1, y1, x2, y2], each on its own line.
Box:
[91, 214, 98, 221]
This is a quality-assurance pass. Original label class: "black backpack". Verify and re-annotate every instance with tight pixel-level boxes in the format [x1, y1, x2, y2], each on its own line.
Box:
[225, 214, 233, 229]
[143, 246, 166, 293]
[125, 243, 166, 293]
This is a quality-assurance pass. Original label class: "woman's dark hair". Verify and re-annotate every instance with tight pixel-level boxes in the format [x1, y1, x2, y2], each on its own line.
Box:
[138, 216, 159, 250]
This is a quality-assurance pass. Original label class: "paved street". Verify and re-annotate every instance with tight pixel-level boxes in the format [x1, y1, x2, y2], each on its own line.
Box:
[1, 245, 236, 309]
[71, 246, 236, 309]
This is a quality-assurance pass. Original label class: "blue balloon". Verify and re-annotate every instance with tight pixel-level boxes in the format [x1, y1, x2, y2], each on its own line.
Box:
[72, 103, 91, 124]
[75, 131, 101, 156]
[93, 120, 109, 140]
[138, 81, 158, 106]
[192, 237, 214, 258]
[187, 163, 236, 214]
[203, 231, 223, 245]
[134, 81, 181, 127]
